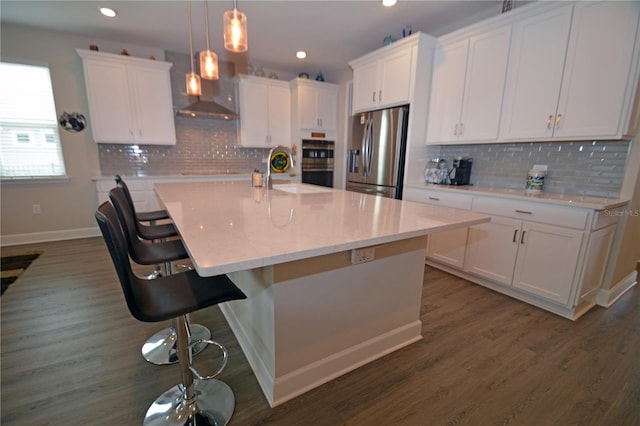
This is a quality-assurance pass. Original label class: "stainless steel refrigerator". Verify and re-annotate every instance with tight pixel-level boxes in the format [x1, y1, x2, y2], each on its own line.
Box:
[346, 105, 409, 199]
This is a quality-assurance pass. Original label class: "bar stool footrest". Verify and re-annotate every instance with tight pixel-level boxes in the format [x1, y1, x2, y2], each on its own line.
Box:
[188, 339, 228, 380]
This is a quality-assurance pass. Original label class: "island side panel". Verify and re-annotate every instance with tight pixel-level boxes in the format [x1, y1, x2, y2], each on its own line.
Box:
[222, 236, 427, 407]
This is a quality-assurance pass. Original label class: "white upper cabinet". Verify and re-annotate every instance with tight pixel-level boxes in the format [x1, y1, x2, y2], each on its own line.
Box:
[500, 1, 640, 141]
[238, 76, 291, 148]
[350, 39, 416, 113]
[77, 49, 176, 145]
[427, 25, 511, 144]
[554, 1, 640, 139]
[292, 79, 338, 131]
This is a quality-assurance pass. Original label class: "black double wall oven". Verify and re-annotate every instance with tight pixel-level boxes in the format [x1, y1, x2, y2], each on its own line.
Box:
[301, 139, 334, 188]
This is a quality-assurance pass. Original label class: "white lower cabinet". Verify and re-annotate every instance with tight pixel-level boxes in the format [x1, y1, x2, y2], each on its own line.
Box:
[404, 185, 623, 319]
[511, 223, 583, 304]
[466, 219, 583, 304]
[403, 187, 472, 269]
[95, 175, 250, 211]
[427, 228, 469, 269]
[465, 217, 520, 285]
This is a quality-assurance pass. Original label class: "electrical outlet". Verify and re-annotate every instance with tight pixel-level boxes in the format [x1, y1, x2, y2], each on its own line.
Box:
[32, 204, 41, 214]
[351, 247, 375, 264]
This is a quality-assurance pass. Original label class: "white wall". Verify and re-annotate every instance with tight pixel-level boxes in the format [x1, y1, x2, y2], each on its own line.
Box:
[0, 24, 163, 246]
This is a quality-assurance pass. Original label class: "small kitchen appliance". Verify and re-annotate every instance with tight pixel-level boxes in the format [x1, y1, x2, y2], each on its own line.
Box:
[449, 157, 473, 186]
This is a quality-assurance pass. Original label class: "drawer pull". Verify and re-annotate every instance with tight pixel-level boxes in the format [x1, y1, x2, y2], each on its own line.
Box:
[513, 229, 518, 243]
[515, 209, 533, 215]
[428, 197, 440, 201]
[520, 230, 526, 244]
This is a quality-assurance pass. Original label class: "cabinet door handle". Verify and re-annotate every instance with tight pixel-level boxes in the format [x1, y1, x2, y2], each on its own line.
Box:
[379, 90, 382, 102]
[454, 124, 459, 136]
[372, 91, 376, 102]
[520, 230, 526, 244]
[555, 113, 562, 129]
[513, 229, 518, 243]
[515, 209, 533, 215]
[547, 115, 553, 129]
[428, 197, 440, 201]
[459, 123, 464, 135]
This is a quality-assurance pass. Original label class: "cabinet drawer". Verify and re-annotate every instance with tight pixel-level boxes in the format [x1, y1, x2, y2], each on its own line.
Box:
[404, 187, 472, 210]
[472, 196, 588, 229]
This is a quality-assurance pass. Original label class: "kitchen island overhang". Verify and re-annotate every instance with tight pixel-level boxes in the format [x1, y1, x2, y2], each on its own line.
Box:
[154, 181, 489, 407]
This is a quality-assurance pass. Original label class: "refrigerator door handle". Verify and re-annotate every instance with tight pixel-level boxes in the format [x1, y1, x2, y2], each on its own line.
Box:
[361, 118, 370, 176]
[365, 118, 374, 177]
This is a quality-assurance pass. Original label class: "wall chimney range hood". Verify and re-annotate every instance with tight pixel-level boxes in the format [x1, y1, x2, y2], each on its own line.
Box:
[176, 99, 239, 120]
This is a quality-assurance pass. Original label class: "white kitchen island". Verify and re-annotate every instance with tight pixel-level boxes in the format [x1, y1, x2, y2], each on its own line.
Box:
[154, 181, 488, 407]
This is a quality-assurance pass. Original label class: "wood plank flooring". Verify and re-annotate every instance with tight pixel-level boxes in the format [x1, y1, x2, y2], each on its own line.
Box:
[1, 237, 638, 425]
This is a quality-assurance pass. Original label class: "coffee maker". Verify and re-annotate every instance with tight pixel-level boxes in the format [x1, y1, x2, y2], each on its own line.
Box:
[449, 158, 473, 186]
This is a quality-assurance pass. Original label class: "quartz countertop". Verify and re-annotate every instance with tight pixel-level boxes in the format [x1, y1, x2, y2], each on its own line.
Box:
[154, 181, 489, 276]
[405, 181, 629, 210]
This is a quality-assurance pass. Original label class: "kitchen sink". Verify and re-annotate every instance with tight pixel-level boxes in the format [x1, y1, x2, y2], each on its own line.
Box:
[272, 183, 332, 194]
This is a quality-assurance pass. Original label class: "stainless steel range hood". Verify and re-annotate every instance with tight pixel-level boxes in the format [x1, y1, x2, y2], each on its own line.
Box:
[176, 99, 239, 120]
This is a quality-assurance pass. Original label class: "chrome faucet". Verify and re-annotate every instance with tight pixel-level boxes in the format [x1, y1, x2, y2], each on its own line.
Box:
[265, 145, 295, 189]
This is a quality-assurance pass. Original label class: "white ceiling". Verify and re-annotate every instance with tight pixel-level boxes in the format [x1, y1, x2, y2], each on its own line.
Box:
[1, 1, 507, 75]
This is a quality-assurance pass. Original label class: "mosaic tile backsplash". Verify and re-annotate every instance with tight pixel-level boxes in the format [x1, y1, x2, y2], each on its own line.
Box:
[425, 140, 630, 198]
[98, 116, 266, 176]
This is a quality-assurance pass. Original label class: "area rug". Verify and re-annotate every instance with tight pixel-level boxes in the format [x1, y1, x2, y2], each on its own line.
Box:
[1, 251, 42, 295]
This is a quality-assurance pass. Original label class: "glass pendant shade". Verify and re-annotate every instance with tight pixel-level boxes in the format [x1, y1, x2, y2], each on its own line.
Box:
[224, 8, 248, 52]
[186, 72, 201, 96]
[199, 50, 219, 80]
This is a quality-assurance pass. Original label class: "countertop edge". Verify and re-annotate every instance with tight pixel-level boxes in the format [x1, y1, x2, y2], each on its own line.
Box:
[405, 182, 629, 211]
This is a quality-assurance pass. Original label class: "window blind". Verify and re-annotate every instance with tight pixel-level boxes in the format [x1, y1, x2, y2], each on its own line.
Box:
[0, 62, 67, 178]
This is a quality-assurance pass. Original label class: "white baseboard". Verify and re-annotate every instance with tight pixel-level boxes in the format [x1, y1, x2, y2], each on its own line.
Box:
[596, 270, 638, 307]
[0, 227, 100, 247]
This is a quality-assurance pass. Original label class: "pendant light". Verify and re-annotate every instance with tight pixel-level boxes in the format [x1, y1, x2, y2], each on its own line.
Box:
[199, 1, 219, 80]
[224, 0, 248, 53]
[185, 0, 201, 96]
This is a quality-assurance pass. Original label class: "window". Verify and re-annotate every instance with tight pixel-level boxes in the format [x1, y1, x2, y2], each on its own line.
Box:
[0, 62, 67, 178]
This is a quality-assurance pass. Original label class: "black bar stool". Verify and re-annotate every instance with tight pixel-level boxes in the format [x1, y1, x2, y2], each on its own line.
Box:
[109, 187, 211, 366]
[96, 202, 245, 425]
[115, 175, 170, 223]
[115, 175, 176, 279]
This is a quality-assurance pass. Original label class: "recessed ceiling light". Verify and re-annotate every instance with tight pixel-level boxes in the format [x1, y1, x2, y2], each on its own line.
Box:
[382, 0, 397, 6]
[100, 7, 117, 18]
[296, 51, 307, 59]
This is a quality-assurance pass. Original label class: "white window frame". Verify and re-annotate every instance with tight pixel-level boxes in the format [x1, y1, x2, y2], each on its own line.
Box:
[0, 61, 68, 181]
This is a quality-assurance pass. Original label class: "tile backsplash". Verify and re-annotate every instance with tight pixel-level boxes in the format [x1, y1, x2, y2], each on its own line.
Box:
[97, 51, 268, 177]
[98, 117, 266, 176]
[425, 140, 631, 198]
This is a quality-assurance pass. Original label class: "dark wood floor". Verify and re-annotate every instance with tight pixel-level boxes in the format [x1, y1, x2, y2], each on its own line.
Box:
[1, 237, 638, 425]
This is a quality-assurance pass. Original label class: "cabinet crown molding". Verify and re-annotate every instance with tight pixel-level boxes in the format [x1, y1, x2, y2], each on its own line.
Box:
[76, 48, 172, 70]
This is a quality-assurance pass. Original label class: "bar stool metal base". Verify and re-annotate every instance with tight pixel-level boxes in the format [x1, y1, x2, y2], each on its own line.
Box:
[143, 379, 235, 426]
[141, 324, 211, 365]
